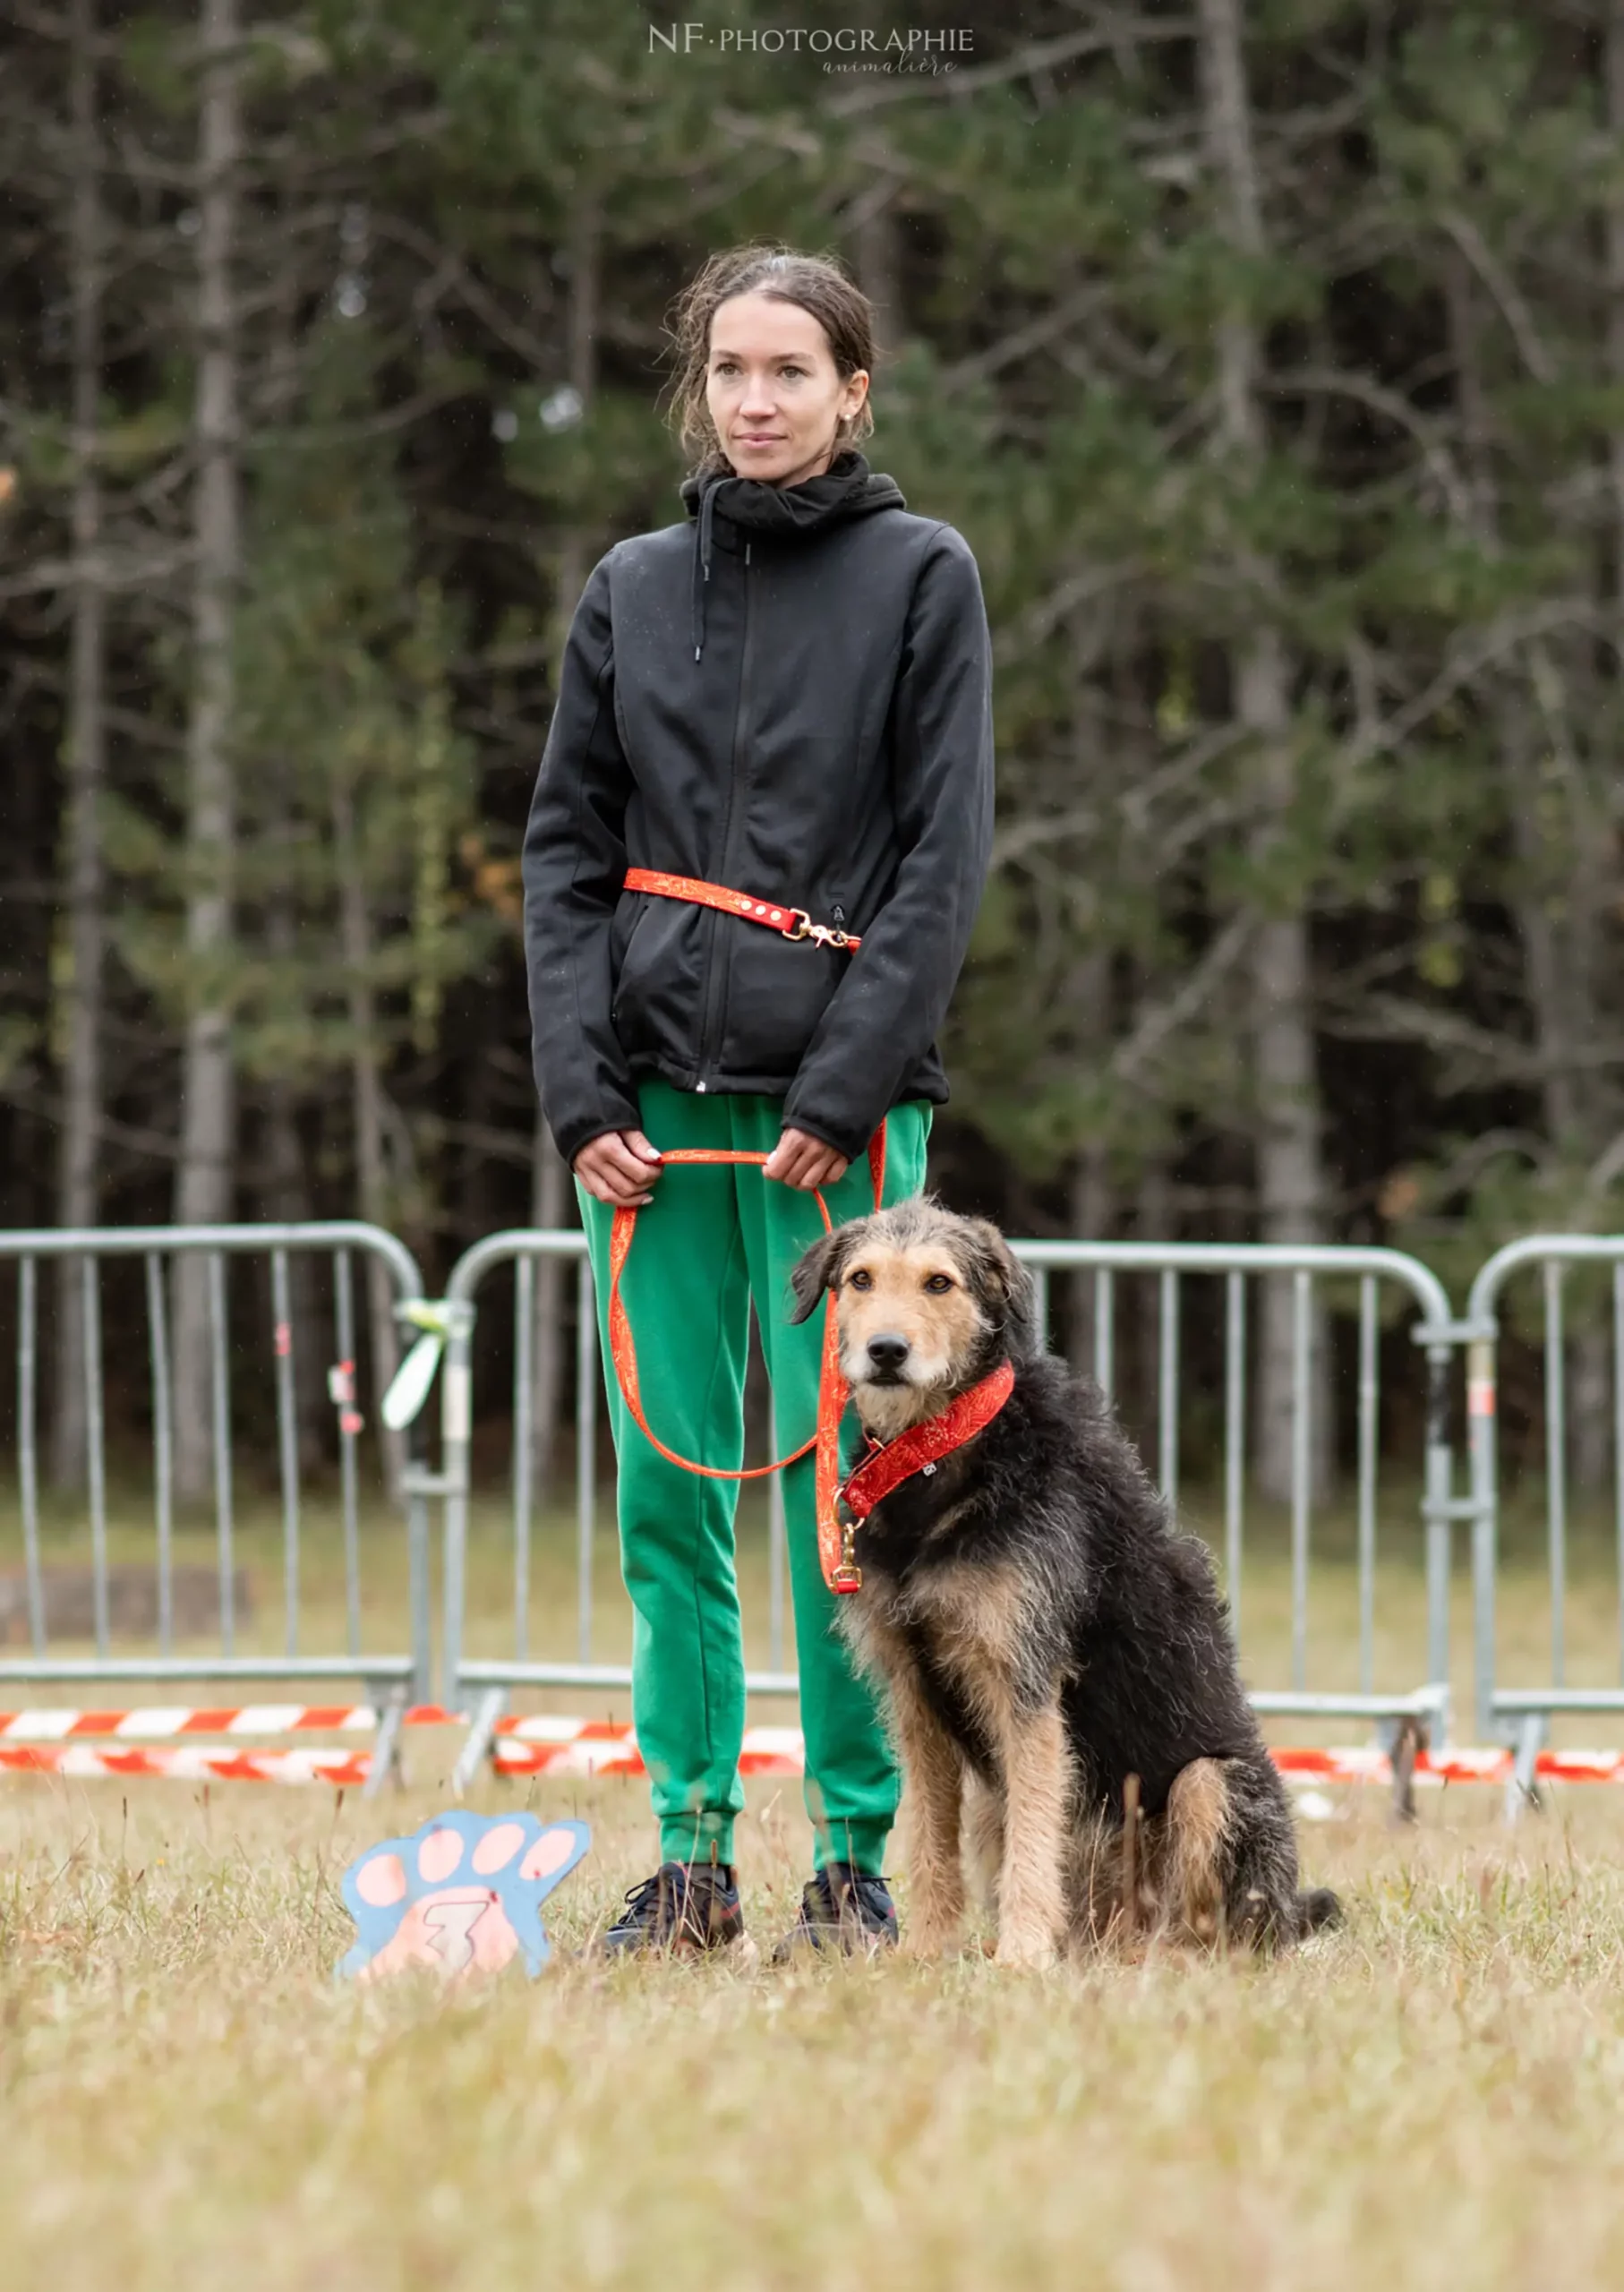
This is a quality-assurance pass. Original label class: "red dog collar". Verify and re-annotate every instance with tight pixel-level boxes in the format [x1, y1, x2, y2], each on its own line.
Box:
[836, 1360, 1016, 1532]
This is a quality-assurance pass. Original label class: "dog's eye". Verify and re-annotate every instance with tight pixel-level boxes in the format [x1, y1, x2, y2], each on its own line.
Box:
[848, 1269, 873, 1291]
[924, 1273, 955, 1295]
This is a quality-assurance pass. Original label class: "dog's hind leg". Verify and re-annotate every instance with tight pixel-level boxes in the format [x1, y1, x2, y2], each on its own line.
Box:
[1166, 1758, 1233, 1946]
[993, 1701, 1071, 1970]
[1217, 1754, 1327, 1949]
[1064, 1809, 1119, 1955]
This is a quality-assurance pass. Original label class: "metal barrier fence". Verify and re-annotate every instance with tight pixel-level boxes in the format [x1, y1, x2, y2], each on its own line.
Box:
[22, 1215, 1624, 1809]
[2, 1225, 435, 1790]
[1466, 1236, 1624, 1792]
[432, 1231, 1461, 1779]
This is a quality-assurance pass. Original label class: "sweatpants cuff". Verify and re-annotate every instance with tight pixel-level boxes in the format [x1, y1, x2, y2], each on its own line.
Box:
[812, 1819, 892, 1877]
[659, 1812, 737, 1870]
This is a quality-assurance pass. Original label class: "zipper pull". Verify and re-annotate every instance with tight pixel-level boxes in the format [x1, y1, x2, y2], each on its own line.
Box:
[745, 540, 751, 566]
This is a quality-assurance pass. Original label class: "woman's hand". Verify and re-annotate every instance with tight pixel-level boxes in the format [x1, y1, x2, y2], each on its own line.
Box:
[764, 1126, 849, 1193]
[574, 1129, 663, 1208]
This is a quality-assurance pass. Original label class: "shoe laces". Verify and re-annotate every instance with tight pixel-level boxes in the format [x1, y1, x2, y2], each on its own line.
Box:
[618, 1869, 668, 1923]
[620, 1860, 735, 1921]
[813, 1863, 893, 1920]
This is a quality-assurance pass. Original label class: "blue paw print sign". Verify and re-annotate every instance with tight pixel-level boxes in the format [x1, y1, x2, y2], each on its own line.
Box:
[338, 1812, 590, 1984]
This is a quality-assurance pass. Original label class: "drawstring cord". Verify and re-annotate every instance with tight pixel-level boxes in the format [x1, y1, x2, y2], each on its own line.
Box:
[693, 475, 722, 662]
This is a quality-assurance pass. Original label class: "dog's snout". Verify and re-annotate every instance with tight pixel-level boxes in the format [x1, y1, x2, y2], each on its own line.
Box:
[867, 1333, 910, 1373]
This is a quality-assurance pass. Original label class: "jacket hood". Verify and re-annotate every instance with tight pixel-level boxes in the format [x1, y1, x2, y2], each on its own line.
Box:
[679, 449, 906, 661]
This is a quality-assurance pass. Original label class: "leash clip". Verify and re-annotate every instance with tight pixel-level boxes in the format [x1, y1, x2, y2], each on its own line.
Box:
[783, 908, 854, 952]
[830, 1494, 863, 1594]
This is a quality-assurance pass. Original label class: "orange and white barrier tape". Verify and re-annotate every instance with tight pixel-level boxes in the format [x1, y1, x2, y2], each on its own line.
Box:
[0, 1743, 374, 1785]
[7, 1715, 1624, 1789]
[489, 1717, 804, 1779]
[491, 1731, 1624, 1788]
[1276, 1745, 1624, 1787]
[0, 1705, 459, 1741]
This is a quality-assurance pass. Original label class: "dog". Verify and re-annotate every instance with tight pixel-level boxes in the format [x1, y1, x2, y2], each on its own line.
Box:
[789, 1199, 1341, 1970]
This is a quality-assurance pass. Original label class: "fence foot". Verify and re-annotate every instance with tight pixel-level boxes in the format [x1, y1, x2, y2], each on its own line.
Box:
[1387, 1713, 1426, 1826]
[1503, 1714, 1546, 1824]
[451, 1688, 508, 1800]
[362, 1684, 409, 1800]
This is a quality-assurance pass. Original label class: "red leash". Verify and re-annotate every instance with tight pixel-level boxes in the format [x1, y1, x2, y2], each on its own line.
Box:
[624, 868, 860, 953]
[607, 1130, 885, 1594]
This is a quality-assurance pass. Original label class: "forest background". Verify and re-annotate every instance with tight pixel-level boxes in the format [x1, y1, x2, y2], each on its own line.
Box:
[4, 0, 1623, 1509]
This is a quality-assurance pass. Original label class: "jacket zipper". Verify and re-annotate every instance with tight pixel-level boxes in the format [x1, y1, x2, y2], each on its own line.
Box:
[696, 535, 751, 1089]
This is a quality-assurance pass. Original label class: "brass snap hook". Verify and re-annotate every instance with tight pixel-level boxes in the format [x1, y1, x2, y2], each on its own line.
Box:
[782, 910, 853, 951]
[831, 1501, 863, 1592]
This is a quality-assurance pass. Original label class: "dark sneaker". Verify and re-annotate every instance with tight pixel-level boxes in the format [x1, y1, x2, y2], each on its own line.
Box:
[600, 1860, 745, 1956]
[773, 1862, 899, 1961]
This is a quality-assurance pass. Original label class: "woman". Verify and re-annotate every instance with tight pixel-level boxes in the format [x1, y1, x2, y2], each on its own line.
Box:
[523, 242, 995, 1956]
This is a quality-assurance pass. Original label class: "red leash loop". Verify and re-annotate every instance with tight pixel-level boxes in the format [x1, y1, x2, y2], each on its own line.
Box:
[606, 1127, 886, 1593]
[624, 868, 860, 953]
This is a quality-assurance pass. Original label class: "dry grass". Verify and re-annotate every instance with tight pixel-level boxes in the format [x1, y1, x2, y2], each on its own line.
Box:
[4, 1766, 1624, 2290]
[8, 1477, 1624, 2288]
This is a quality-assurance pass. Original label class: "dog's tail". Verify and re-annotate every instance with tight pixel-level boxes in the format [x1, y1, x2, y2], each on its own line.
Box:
[1294, 1886, 1343, 1937]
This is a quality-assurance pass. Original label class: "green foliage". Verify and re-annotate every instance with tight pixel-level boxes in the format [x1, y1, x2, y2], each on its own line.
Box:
[7, 0, 1624, 1268]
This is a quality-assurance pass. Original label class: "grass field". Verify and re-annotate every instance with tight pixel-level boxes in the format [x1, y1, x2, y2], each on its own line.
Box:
[7, 1477, 1624, 2288]
[5, 1764, 1624, 2289]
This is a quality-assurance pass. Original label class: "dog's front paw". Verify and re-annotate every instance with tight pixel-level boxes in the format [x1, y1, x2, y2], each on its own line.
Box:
[900, 1914, 962, 1962]
[992, 1927, 1060, 1971]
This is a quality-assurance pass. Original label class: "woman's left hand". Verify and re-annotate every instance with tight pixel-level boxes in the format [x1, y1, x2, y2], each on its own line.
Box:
[764, 1126, 850, 1192]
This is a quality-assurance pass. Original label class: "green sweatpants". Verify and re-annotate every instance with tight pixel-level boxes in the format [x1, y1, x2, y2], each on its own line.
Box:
[577, 1077, 931, 1875]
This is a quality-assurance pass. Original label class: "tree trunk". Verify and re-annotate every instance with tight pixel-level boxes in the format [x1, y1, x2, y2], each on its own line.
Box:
[51, 0, 105, 1491]
[528, 187, 602, 1509]
[1064, 946, 1114, 1382]
[1066, 1140, 1114, 1385]
[332, 773, 403, 1491]
[1574, 0, 1624, 1493]
[1134, 1157, 1172, 1466]
[529, 1111, 568, 1501]
[850, 0, 902, 360]
[171, 0, 240, 1503]
[262, 1084, 325, 1474]
[1449, 210, 1612, 1492]
[1506, 663, 1611, 1492]
[263, 768, 323, 1473]
[1198, 0, 1329, 1501]
[852, 162, 901, 364]
[1611, 2, 1624, 621]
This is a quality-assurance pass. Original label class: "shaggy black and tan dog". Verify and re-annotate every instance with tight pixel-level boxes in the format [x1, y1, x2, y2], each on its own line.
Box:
[789, 1201, 1341, 1970]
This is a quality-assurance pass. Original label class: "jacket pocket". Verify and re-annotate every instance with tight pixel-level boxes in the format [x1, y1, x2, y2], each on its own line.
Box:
[611, 894, 706, 1063]
[719, 930, 845, 1082]
[609, 897, 647, 1021]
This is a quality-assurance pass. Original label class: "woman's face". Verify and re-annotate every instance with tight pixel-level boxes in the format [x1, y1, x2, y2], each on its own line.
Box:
[705, 291, 868, 487]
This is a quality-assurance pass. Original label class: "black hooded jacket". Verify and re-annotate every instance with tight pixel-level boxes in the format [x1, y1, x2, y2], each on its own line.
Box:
[521, 449, 996, 1167]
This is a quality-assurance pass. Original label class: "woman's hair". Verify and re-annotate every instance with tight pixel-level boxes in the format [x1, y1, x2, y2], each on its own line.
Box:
[662, 243, 877, 479]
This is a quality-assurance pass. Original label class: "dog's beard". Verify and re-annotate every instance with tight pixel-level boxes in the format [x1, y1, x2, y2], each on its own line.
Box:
[849, 1373, 945, 1441]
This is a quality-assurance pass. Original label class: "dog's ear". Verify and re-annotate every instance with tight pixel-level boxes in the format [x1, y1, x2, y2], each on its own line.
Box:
[961, 1219, 1040, 1358]
[787, 1222, 860, 1324]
